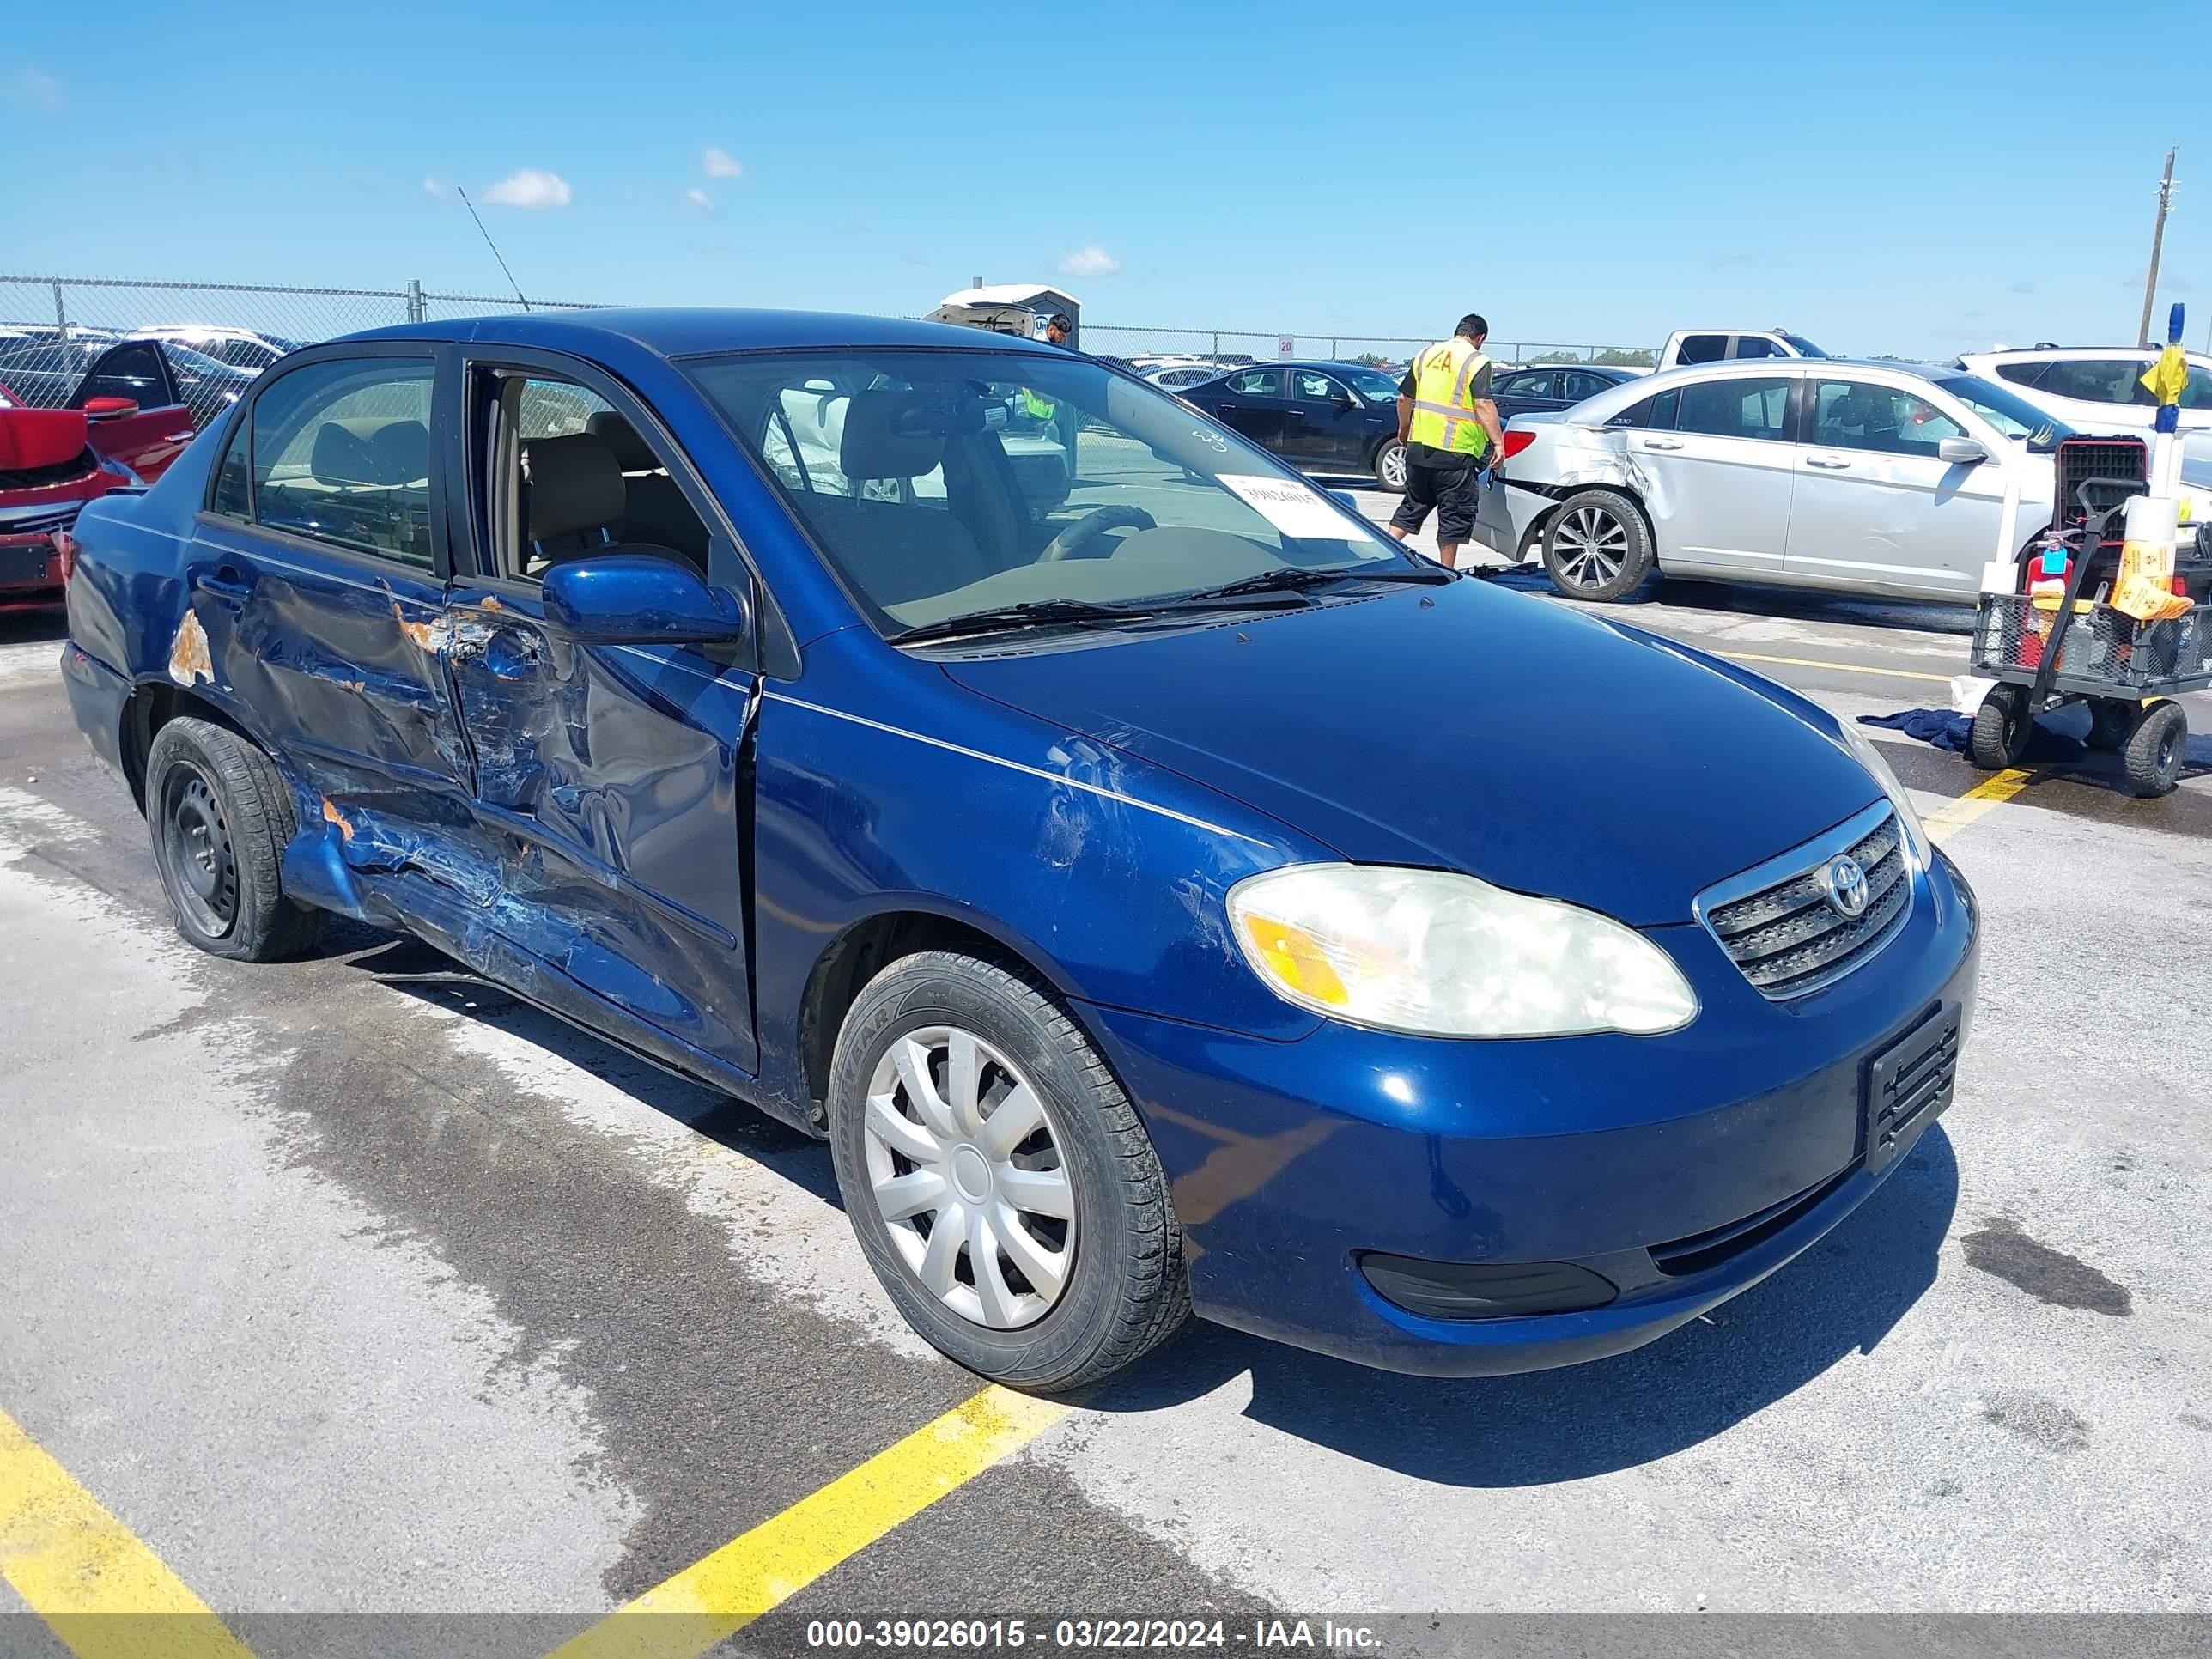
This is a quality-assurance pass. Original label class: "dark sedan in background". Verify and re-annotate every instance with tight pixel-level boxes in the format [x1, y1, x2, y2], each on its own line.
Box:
[1491, 362, 1646, 421]
[1178, 361, 1410, 487]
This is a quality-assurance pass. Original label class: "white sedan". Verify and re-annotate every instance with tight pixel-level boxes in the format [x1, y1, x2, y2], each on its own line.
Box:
[1471, 358, 2211, 603]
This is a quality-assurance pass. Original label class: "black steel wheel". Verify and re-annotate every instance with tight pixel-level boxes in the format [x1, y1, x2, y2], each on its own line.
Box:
[2120, 700, 2187, 799]
[144, 716, 323, 961]
[1968, 684, 2032, 770]
[2087, 700, 2136, 752]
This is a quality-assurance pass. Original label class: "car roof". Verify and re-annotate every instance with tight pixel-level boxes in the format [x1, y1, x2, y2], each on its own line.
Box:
[1962, 344, 2210, 362]
[339, 307, 1066, 360]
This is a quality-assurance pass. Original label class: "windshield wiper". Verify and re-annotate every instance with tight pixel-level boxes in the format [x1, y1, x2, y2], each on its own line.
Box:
[1166, 562, 1458, 606]
[895, 598, 1161, 645]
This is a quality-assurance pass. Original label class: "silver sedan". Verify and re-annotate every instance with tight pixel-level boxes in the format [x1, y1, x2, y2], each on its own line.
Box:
[1471, 358, 2212, 603]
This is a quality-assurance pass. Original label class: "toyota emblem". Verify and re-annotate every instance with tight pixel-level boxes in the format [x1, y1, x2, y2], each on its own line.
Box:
[1821, 855, 1870, 920]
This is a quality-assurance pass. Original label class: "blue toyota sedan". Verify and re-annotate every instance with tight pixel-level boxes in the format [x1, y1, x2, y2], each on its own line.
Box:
[58, 310, 1977, 1390]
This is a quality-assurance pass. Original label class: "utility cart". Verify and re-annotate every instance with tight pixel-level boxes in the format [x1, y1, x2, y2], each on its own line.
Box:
[1967, 449, 2211, 796]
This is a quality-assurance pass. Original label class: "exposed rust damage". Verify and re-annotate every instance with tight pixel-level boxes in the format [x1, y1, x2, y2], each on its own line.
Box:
[321, 799, 355, 841]
[167, 609, 214, 687]
[390, 598, 451, 653]
[479, 595, 504, 611]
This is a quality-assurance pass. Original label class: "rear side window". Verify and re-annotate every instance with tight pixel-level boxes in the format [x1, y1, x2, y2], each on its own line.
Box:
[2037, 359, 2153, 406]
[246, 358, 435, 566]
[1676, 376, 1793, 441]
[1674, 334, 1727, 365]
[1996, 361, 2050, 391]
[1224, 368, 1285, 396]
[1607, 388, 1680, 429]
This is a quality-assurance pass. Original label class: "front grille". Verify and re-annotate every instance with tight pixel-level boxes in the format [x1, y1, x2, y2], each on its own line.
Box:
[0, 505, 83, 541]
[1699, 806, 1910, 1000]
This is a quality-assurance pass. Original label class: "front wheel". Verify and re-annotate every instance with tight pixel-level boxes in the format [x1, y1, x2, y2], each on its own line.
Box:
[1372, 438, 1408, 493]
[1540, 489, 1654, 601]
[827, 951, 1189, 1393]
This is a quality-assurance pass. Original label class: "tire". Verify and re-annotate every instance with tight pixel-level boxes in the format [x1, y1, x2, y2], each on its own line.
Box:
[1540, 489, 1655, 601]
[1967, 683, 2032, 771]
[2119, 700, 2187, 799]
[144, 716, 323, 962]
[1372, 437, 1408, 493]
[2087, 699, 2136, 752]
[826, 951, 1189, 1393]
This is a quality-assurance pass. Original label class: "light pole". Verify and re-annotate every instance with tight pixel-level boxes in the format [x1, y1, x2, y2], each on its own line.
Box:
[2137, 147, 2178, 349]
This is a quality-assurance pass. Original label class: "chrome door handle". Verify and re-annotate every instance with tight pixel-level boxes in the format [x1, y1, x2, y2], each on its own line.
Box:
[1805, 456, 1851, 470]
[1640, 438, 1684, 451]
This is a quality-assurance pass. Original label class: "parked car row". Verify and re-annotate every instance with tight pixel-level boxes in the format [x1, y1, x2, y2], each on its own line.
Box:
[0, 325, 298, 431]
[1479, 356, 2212, 605]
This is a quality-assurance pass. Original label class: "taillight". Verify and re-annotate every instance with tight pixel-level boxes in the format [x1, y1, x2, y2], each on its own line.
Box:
[1502, 430, 1536, 459]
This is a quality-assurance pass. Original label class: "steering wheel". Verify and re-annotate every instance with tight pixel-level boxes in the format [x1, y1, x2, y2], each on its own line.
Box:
[1037, 506, 1157, 562]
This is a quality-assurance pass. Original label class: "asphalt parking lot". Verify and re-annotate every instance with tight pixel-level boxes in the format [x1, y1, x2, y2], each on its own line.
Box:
[3, 526, 2209, 1655]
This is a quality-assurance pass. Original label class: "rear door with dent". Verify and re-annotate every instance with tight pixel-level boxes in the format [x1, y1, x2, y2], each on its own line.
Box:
[187, 347, 474, 834]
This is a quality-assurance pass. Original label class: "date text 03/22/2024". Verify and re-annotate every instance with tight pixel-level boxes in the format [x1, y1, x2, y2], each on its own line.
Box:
[803, 1619, 1384, 1650]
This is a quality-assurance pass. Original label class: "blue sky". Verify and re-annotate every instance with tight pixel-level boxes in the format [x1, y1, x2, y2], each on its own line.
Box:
[3, 1, 2206, 356]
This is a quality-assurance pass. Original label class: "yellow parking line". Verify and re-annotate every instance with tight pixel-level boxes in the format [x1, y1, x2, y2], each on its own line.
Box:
[0, 1406, 256, 1659]
[547, 1385, 1068, 1659]
[1712, 648, 1955, 685]
[1923, 768, 2034, 846]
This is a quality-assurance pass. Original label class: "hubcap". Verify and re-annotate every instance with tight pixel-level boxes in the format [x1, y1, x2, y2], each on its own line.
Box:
[1552, 505, 1629, 591]
[1380, 447, 1407, 489]
[863, 1026, 1076, 1330]
[162, 766, 237, 934]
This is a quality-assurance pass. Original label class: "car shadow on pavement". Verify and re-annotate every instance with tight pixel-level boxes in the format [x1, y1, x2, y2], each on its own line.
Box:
[340, 931, 843, 1206]
[0, 605, 66, 646]
[1087, 1127, 1959, 1485]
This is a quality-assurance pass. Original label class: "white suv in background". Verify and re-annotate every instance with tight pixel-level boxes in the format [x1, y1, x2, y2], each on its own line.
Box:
[1954, 346, 2212, 460]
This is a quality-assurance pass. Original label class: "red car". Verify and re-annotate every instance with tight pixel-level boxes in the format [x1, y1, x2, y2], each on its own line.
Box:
[0, 401, 149, 608]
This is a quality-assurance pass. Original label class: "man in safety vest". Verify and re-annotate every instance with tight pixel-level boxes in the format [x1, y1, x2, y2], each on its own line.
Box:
[1386, 313, 1504, 571]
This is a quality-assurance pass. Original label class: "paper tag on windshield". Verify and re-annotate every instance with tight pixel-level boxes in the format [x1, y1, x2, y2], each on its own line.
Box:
[1217, 473, 1368, 542]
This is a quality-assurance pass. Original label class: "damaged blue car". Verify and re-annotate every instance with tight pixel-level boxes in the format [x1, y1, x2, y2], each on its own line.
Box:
[61, 311, 1978, 1390]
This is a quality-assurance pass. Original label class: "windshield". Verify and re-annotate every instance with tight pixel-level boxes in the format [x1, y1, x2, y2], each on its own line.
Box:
[687, 348, 1406, 635]
[1780, 333, 1828, 358]
[1936, 375, 2069, 443]
[1346, 368, 1401, 403]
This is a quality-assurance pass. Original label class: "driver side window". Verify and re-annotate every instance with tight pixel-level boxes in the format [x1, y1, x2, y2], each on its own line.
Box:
[481, 371, 714, 581]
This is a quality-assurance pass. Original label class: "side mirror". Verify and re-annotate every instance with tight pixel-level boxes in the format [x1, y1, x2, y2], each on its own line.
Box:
[541, 554, 748, 647]
[1330, 392, 1356, 409]
[1937, 436, 1988, 465]
[83, 397, 139, 419]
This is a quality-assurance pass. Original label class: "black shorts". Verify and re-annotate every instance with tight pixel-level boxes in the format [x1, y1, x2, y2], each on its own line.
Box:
[1389, 453, 1483, 544]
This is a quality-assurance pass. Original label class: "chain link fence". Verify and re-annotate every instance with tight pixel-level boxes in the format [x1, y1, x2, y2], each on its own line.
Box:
[1079, 323, 1656, 371]
[1, 274, 1650, 431]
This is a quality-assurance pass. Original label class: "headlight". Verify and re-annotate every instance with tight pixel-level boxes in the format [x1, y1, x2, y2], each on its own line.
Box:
[1839, 720, 1929, 872]
[1226, 864, 1698, 1039]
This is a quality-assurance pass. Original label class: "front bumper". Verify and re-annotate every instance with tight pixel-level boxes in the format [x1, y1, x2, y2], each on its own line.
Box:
[1082, 848, 1979, 1376]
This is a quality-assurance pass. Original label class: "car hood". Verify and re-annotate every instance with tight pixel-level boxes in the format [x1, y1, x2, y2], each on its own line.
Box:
[940, 580, 1883, 926]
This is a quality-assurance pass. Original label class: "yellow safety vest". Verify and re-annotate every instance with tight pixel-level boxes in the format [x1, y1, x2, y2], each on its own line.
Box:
[1406, 338, 1492, 458]
[1019, 386, 1055, 422]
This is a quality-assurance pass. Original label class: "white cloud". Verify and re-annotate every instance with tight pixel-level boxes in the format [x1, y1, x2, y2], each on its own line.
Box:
[685, 187, 715, 213]
[1059, 244, 1120, 278]
[483, 168, 572, 210]
[422, 178, 447, 198]
[6, 67, 63, 111]
[702, 145, 743, 179]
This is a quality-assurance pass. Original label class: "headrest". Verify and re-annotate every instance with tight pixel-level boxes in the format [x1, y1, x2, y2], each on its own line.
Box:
[586, 410, 659, 472]
[310, 417, 428, 486]
[841, 390, 945, 480]
[524, 432, 626, 542]
[0, 408, 91, 472]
